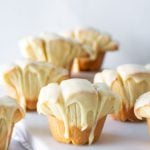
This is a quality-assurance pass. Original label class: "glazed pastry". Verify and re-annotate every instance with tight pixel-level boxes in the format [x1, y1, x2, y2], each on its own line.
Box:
[37, 78, 121, 145]
[0, 60, 69, 110]
[65, 28, 118, 71]
[134, 91, 150, 132]
[19, 33, 88, 72]
[0, 96, 24, 150]
[94, 64, 150, 121]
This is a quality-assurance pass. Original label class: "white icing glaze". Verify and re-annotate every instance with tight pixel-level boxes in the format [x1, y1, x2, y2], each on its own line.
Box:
[0, 96, 24, 150]
[65, 28, 118, 55]
[117, 64, 150, 82]
[60, 78, 96, 102]
[19, 36, 46, 61]
[0, 64, 16, 85]
[94, 69, 118, 87]
[134, 91, 150, 119]
[37, 78, 120, 144]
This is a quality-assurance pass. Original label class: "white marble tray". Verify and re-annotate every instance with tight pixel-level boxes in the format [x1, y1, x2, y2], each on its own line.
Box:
[24, 112, 150, 150]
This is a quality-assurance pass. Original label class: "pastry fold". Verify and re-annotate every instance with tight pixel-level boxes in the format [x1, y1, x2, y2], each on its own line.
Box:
[134, 92, 150, 132]
[65, 28, 118, 71]
[0, 96, 24, 150]
[37, 78, 121, 144]
[66, 28, 118, 53]
[19, 33, 88, 71]
[0, 60, 69, 110]
[94, 64, 150, 121]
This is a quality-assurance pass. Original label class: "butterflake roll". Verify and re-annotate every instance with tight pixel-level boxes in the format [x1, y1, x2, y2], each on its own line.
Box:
[94, 64, 150, 122]
[19, 33, 89, 72]
[134, 91, 150, 132]
[0, 60, 69, 110]
[0, 96, 24, 150]
[37, 78, 121, 145]
[65, 28, 118, 71]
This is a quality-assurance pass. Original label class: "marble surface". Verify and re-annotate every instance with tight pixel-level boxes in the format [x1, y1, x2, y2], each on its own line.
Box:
[24, 112, 150, 150]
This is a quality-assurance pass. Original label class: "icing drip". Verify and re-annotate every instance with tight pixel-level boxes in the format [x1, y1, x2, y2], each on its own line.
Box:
[37, 79, 120, 144]
[94, 69, 118, 87]
[0, 96, 24, 150]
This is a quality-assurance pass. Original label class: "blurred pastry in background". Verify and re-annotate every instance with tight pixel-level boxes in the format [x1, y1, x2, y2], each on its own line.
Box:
[0, 96, 25, 150]
[94, 64, 150, 122]
[134, 91, 150, 132]
[37, 78, 121, 145]
[0, 60, 68, 110]
[19, 33, 90, 73]
[65, 28, 118, 71]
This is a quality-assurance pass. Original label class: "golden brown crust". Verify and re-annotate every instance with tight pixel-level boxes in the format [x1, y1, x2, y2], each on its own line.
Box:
[26, 100, 37, 111]
[72, 53, 105, 71]
[111, 104, 139, 122]
[147, 118, 150, 125]
[5, 93, 37, 111]
[0, 124, 14, 150]
[8, 124, 14, 149]
[48, 115, 106, 145]
[146, 118, 150, 133]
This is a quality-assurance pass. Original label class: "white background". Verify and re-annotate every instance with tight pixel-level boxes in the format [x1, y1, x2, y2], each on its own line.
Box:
[0, 0, 150, 68]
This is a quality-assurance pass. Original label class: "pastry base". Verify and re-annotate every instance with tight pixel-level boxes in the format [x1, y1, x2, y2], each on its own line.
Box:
[5, 90, 37, 111]
[72, 53, 105, 72]
[147, 119, 150, 133]
[8, 124, 14, 150]
[0, 124, 14, 150]
[26, 100, 37, 111]
[67, 61, 73, 76]
[111, 105, 139, 122]
[48, 115, 106, 145]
